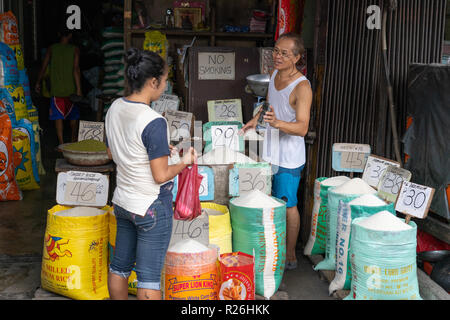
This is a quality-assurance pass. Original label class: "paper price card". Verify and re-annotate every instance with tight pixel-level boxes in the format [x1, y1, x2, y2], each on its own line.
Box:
[164, 110, 193, 141]
[332, 143, 371, 173]
[229, 163, 272, 197]
[395, 181, 435, 219]
[207, 99, 243, 123]
[151, 94, 180, 114]
[172, 166, 214, 202]
[78, 121, 105, 142]
[362, 155, 401, 188]
[377, 166, 412, 203]
[211, 124, 241, 151]
[169, 212, 209, 248]
[56, 171, 109, 207]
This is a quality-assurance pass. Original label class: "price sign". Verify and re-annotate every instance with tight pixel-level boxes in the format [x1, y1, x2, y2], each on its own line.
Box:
[56, 171, 109, 207]
[169, 212, 209, 248]
[229, 163, 272, 197]
[332, 143, 371, 172]
[362, 155, 401, 188]
[211, 125, 240, 151]
[151, 94, 180, 114]
[395, 181, 435, 220]
[172, 166, 214, 202]
[207, 99, 243, 123]
[377, 166, 412, 203]
[78, 121, 105, 142]
[164, 110, 193, 141]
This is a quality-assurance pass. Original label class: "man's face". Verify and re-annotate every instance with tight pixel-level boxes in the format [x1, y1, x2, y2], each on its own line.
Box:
[272, 38, 300, 70]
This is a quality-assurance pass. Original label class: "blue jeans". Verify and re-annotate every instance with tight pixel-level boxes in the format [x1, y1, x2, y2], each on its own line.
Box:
[109, 189, 173, 290]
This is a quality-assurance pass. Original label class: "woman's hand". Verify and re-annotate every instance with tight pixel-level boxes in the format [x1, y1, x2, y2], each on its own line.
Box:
[169, 144, 178, 157]
[181, 147, 198, 165]
[263, 106, 280, 128]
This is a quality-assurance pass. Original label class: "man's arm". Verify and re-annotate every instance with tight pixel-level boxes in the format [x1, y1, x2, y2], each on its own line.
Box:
[35, 47, 52, 93]
[264, 81, 312, 137]
[73, 46, 82, 96]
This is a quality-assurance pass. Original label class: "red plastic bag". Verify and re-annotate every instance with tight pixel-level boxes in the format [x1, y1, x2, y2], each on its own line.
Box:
[174, 164, 203, 221]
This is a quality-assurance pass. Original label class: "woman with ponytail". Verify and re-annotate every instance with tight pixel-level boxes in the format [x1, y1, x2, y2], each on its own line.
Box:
[105, 48, 197, 300]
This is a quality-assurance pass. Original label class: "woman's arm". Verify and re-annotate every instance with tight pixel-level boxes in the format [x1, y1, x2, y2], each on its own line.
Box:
[150, 147, 197, 184]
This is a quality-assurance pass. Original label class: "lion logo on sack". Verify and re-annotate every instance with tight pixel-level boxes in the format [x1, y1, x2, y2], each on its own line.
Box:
[44, 234, 73, 261]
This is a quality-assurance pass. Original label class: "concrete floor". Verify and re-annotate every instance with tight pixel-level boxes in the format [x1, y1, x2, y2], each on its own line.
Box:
[0, 110, 335, 300]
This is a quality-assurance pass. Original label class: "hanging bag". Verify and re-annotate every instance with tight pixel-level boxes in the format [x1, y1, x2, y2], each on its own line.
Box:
[174, 163, 203, 221]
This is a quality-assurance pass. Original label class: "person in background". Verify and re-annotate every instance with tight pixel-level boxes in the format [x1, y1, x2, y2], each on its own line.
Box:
[35, 29, 82, 147]
[241, 33, 312, 270]
[105, 48, 197, 300]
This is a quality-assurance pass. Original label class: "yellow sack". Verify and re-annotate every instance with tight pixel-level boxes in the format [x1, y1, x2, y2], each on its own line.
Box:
[201, 203, 232, 255]
[27, 106, 46, 176]
[12, 129, 39, 190]
[9, 44, 24, 70]
[41, 205, 110, 300]
[108, 209, 138, 295]
[3, 84, 27, 122]
[143, 31, 168, 61]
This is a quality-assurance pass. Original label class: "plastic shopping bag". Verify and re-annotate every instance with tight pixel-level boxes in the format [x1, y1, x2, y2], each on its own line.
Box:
[174, 164, 203, 221]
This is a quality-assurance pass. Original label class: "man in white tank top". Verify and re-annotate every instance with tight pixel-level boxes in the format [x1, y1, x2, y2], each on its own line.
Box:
[241, 33, 312, 270]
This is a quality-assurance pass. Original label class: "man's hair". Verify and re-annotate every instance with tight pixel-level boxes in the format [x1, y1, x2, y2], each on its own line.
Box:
[276, 32, 306, 68]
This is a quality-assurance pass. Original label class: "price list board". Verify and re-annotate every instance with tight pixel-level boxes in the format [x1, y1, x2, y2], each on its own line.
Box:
[229, 163, 272, 197]
[377, 166, 412, 203]
[332, 143, 371, 173]
[56, 171, 109, 207]
[207, 99, 243, 123]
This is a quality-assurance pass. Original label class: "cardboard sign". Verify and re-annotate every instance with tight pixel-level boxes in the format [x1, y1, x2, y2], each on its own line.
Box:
[332, 143, 371, 172]
[395, 181, 435, 219]
[56, 171, 109, 207]
[377, 166, 412, 203]
[151, 94, 180, 114]
[169, 212, 209, 248]
[362, 155, 401, 188]
[172, 166, 214, 202]
[211, 124, 241, 151]
[207, 99, 243, 123]
[198, 52, 235, 80]
[229, 163, 272, 197]
[78, 121, 105, 142]
[164, 110, 193, 141]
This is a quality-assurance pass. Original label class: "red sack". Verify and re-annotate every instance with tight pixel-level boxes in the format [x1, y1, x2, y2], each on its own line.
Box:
[219, 252, 255, 300]
[174, 164, 203, 221]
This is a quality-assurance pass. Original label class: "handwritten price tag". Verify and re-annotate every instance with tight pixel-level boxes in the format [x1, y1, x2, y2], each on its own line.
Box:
[164, 110, 193, 141]
[362, 155, 401, 188]
[151, 94, 180, 114]
[207, 99, 243, 123]
[377, 166, 412, 203]
[172, 166, 214, 202]
[169, 212, 209, 248]
[78, 121, 105, 142]
[395, 182, 435, 219]
[229, 163, 272, 197]
[332, 143, 371, 172]
[56, 171, 109, 207]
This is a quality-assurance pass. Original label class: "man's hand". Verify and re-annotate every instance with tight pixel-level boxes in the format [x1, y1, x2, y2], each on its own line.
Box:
[263, 106, 280, 128]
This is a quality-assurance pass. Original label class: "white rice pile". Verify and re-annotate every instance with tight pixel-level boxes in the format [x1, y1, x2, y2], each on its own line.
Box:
[356, 210, 412, 231]
[231, 189, 283, 208]
[322, 176, 351, 187]
[332, 178, 376, 195]
[349, 194, 386, 207]
[168, 239, 210, 253]
[54, 207, 105, 217]
[203, 208, 224, 216]
[197, 146, 256, 165]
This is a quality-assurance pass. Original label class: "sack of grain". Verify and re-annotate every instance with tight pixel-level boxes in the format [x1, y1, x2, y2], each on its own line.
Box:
[12, 126, 39, 191]
[0, 42, 18, 87]
[344, 211, 421, 300]
[202, 202, 232, 255]
[329, 194, 395, 294]
[0, 11, 20, 45]
[315, 178, 376, 271]
[164, 240, 219, 300]
[0, 84, 28, 123]
[304, 176, 350, 256]
[41, 205, 111, 300]
[230, 190, 286, 299]
[219, 252, 255, 300]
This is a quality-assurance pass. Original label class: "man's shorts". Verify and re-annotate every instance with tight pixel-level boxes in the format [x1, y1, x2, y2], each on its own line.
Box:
[272, 164, 305, 208]
[49, 96, 80, 120]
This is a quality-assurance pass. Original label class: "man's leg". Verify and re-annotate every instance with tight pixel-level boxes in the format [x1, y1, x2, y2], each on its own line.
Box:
[69, 119, 78, 142]
[286, 205, 300, 263]
[55, 119, 64, 145]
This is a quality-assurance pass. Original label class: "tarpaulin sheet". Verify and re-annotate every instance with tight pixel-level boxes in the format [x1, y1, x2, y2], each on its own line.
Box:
[403, 64, 450, 220]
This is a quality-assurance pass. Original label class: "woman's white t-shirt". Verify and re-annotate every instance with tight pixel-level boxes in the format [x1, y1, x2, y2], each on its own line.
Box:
[105, 98, 172, 216]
